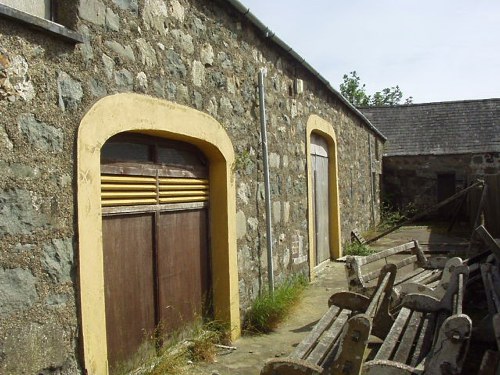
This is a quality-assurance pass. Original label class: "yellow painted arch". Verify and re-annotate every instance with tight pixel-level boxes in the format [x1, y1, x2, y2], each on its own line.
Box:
[77, 93, 240, 374]
[306, 115, 342, 276]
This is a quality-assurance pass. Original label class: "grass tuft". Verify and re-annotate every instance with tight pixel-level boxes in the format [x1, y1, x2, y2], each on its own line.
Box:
[243, 273, 308, 334]
[116, 319, 228, 375]
[378, 202, 417, 230]
[344, 242, 376, 256]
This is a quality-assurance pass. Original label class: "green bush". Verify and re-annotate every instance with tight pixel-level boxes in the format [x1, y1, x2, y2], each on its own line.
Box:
[243, 274, 308, 334]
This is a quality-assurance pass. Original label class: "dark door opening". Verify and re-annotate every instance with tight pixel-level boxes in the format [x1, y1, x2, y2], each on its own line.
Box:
[437, 173, 456, 218]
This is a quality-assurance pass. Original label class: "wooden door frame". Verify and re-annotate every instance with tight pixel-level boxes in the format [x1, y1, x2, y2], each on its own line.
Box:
[77, 93, 240, 375]
[306, 115, 341, 277]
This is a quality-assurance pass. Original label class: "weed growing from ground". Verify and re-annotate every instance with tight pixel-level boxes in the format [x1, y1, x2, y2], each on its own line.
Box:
[243, 273, 308, 334]
[344, 242, 376, 256]
[378, 202, 417, 230]
[117, 319, 229, 375]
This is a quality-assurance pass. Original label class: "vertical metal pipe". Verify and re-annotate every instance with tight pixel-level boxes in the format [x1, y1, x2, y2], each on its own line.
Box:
[368, 133, 376, 225]
[258, 68, 274, 293]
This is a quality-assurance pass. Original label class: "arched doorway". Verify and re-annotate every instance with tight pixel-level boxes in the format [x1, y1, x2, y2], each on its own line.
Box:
[306, 115, 341, 275]
[77, 94, 240, 375]
[100, 133, 212, 369]
[310, 133, 330, 265]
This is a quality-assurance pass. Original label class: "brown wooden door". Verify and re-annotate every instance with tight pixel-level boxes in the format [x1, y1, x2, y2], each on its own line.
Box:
[157, 209, 210, 333]
[103, 214, 156, 368]
[311, 134, 330, 265]
[101, 133, 210, 371]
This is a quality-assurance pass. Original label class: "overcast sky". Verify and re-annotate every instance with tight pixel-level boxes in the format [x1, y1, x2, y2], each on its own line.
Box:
[239, 0, 500, 104]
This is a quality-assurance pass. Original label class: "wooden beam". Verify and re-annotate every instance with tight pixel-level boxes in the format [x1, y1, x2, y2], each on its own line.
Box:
[366, 180, 484, 244]
[476, 225, 500, 263]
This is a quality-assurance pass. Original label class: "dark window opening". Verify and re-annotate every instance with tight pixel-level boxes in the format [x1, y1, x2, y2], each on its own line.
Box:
[101, 132, 208, 176]
[0, 0, 81, 42]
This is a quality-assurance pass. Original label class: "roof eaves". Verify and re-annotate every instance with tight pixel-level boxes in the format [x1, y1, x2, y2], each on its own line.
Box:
[222, 0, 387, 141]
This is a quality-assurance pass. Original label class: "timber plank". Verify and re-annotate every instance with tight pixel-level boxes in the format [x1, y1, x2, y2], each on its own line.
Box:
[357, 242, 416, 266]
[362, 255, 418, 284]
[375, 307, 411, 360]
[290, 305, 341, 360]
[306, 310, 350, 365]
[408, 314, 434, 367]
[392, 310, 422, 363]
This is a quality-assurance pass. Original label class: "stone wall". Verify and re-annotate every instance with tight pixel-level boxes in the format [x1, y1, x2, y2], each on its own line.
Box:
[0, 0, 383, 372]
[383, 152, 500, 212]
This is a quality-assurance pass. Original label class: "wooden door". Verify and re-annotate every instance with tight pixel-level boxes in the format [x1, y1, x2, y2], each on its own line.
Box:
[311, 134, 330, 265]
[103, 214, 156, 368]
[100, 133, 210, 371]
[157, 209, 210, 333]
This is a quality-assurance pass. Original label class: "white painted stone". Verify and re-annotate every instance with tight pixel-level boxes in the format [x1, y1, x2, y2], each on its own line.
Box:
[135, 72, 148, 92]
[200, 43, 214, 66]
[237, 182, 251, 205]
[283, 246, 290, 267]
[282, 155, 289, 168]
[272, 201, 281, 224]
[136, 38, 157, 67]
[104, 41, 135, 62]
[269, 152, 280, 169]
[247, 217, 258, 231]
[227, 75, 236, 94]
[105, 7, 120, 31]
[219, 96, 233, 115]
[79, 0, 106, 26]
[171, 29, 194, 55]
[142, 0, 168, 35]
[206, 96, 218, 117]
[2, 55, 35, 101]
[192, 60, 204, 87]
[283, 201, 290, 224]
[238, 245, 250, 273]
[101, 54, 114, 79]
[291, 99, 298, 118]
[169, 0, 185, 21]
[176, 84, 188, 102]
[236, 210, 247, 239]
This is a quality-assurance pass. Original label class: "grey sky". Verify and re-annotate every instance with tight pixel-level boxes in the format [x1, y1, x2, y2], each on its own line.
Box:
[239, 0, 500, 103]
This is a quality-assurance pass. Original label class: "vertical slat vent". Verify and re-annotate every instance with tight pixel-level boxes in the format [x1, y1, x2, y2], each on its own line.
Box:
[101, 175, 209, 207]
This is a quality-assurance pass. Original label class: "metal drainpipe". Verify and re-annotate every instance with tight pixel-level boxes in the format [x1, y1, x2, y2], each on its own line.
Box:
[258, 68, 274, 293]
[368, 133, 376, 225]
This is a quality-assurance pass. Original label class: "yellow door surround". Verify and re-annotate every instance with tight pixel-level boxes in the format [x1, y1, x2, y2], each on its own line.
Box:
[306, 115, 342, 276]
[77, 93, 240, 374]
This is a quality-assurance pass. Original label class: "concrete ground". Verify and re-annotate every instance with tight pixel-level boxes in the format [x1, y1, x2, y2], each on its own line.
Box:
[191, 224, 471, 375]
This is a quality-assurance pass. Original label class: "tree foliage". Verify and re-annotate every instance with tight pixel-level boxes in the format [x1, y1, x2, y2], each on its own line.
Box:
[339, 71, 413, 107]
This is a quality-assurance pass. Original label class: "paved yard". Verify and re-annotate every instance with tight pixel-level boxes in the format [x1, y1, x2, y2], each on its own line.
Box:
[191, 224, 473, 375]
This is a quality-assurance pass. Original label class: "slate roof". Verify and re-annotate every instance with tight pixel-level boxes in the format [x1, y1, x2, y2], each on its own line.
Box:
[360, 99, 500, 156]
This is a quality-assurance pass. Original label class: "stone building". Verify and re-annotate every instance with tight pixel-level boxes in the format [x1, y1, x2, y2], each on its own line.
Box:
[0, 0, 385, 373]
[361, 99, 500, 213]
